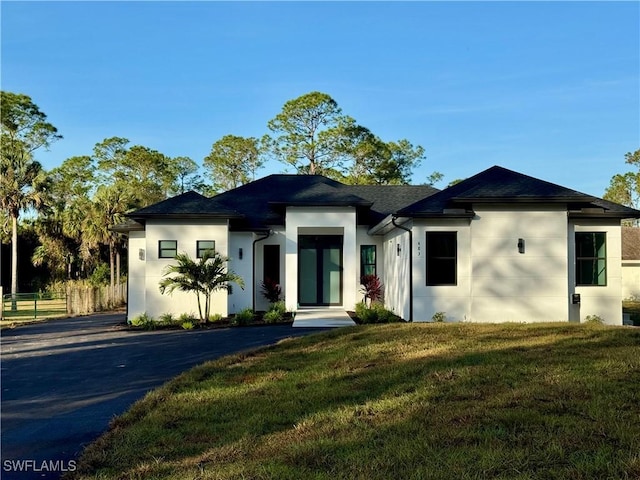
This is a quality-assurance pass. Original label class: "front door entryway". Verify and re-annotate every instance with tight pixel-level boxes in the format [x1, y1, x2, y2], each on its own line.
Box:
[298, 235, 343, 306]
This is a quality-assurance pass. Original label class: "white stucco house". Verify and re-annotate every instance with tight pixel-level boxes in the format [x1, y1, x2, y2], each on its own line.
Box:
[117, 166, 640, 325]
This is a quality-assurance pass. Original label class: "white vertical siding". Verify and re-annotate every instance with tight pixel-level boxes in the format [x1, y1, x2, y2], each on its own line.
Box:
[382, 224, 412, 320]
[127, 230, 146, 320]
[228, 232, 253, 314]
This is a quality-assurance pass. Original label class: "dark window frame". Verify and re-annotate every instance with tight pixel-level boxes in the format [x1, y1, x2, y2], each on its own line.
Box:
[196, 240, 216, 259]
[159, 240, 177, 259]
[575, 232, 607, 286]
[425, 232, 457, 286]
[264, 244, 281, 284]
[360, 245, 377, 278]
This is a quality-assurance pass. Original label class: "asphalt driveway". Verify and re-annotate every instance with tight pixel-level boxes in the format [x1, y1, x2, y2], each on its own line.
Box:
[1, 313, 325, 480]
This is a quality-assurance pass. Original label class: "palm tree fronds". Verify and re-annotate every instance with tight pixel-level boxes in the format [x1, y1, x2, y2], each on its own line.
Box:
[158, 250, 245, 323]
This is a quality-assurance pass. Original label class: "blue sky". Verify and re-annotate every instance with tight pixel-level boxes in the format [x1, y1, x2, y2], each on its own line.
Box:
[2, 1, 638, 196]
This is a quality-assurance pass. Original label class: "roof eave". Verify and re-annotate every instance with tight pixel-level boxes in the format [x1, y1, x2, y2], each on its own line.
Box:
[451, 196, 596, 204]
[269, 201, 373, 208]
[568, 212, 640, 219]
[127, 213, 244, 220]
[368, 214, 395, 235]
[408, 212, 476, 219]
[395, 211, 476, 219]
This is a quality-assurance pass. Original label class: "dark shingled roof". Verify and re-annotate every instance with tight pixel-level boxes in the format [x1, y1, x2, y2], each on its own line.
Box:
[129, 191, 242, 219]
[399, 166, 640, 218]
[347, 184, 439, 225]
[622, 227, 640, 260]
[209, 175, 358, 230]
[126, 167, 640, 230]
[208, 175, 438, 230]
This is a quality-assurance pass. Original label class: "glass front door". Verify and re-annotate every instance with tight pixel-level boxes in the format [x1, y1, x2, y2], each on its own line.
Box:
[298, 235, 343, 306]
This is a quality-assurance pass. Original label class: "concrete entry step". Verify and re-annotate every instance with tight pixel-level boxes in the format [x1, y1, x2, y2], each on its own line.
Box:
[292, 308, 356, 328]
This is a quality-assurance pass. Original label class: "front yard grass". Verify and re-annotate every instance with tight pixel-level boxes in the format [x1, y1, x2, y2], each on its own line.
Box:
[70, 323, 640, 480]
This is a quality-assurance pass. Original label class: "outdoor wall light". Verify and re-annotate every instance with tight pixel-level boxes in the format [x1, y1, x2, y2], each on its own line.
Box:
[397, 243, 402, 256]
[138, 249, 145, 261]
[239, 247, 243, 260]
[517, 238, 525, 254]
[572, 293, 581, 305]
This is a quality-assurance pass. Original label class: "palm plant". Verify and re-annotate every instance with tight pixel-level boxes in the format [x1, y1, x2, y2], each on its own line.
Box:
[159, 250, 245, 324]
[1, 91, 61, 302]
[0, 153, 50, 301]
[81, 185, 130, 287]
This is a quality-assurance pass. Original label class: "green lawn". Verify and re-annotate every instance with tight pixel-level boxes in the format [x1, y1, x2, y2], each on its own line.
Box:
[70, 323, 640, 480]
[1, 298, 67, 327]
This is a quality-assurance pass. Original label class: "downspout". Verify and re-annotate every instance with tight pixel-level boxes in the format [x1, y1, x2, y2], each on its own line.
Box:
[252, 230, 271, 312]
[392, 216, 413, 322]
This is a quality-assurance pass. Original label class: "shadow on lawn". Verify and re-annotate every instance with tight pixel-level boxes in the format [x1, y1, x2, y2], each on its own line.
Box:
[73, 323, 640, 479]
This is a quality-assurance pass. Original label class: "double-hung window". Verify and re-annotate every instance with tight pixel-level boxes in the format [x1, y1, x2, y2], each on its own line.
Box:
[426, 232, 457, 286]
[159, 240, 177, 259]
[575, 232, 606, 286]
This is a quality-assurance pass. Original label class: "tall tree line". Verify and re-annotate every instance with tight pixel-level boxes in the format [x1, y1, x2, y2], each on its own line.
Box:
[3, 89, 638, 295]
[28, 136, 205, 289]
[2, 89, 441, 294]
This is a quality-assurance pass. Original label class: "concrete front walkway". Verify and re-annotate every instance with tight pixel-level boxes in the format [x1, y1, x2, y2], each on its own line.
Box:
[292, 308, 356, 328]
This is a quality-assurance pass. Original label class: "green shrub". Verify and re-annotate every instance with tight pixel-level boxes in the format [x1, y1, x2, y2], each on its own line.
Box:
[261, 301, 288, 324]
[130, 313, 156, 330]
[432, 311, 446, 323]
[89, 263, 110, 286]
[355, 302, 402, 324]
[355, 302, 369, 323]
[158, 313, 175, 327]
[232, 308, 254, 326]
[263, 309, 283, 323]
[208, 313, 224, 323]
[181, 321, 195, 330]
[377, 306, 399, 323]
[584, 314, 604, 324]
[268, 301, 287, 314]
[356, 302, 377, 324]
[178, 312, 197, 323]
